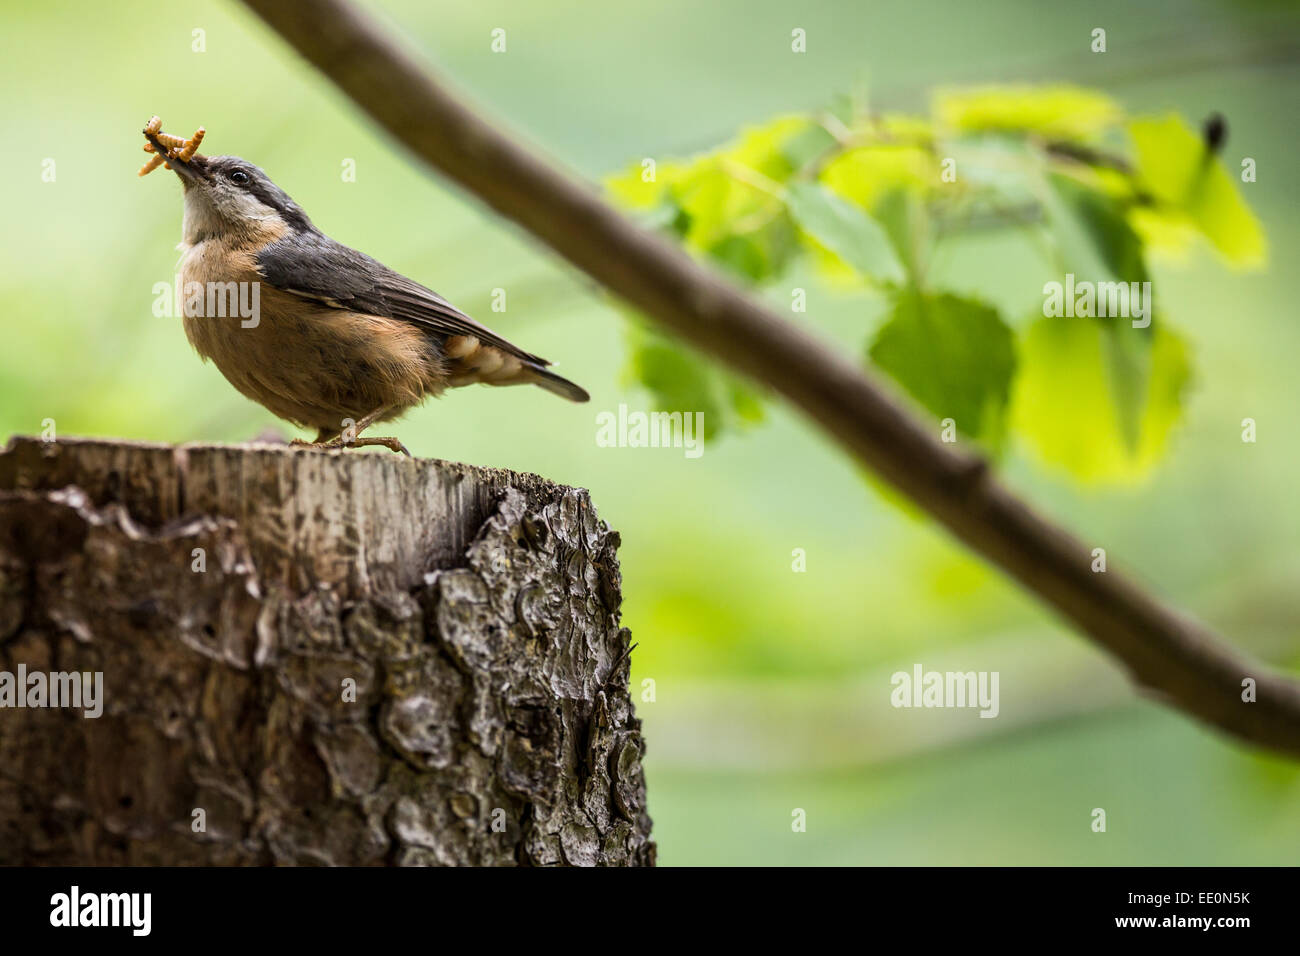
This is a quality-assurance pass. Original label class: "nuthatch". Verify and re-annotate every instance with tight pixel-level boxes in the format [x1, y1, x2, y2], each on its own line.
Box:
[144, 126, 588, 456]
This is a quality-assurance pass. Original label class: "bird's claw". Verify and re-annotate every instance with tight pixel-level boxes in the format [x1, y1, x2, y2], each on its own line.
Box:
[290, 436, 411, 457]
[341, 436, 412, 457]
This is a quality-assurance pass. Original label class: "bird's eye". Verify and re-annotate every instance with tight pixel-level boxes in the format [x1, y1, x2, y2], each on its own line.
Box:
[228, 169, 250, 185]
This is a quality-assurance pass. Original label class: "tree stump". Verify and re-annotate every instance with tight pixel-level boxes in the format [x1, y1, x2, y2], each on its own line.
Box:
[0, 436, 654, 866]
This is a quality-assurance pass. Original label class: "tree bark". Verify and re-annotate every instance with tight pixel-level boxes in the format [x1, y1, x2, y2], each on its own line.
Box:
[0, 436, 654, 866]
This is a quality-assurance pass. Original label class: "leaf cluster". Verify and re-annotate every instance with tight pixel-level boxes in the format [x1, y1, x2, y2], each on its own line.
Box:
[607, 85, 1266, 482]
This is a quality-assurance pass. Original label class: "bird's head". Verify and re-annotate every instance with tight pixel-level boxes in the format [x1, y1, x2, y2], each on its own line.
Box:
[145, 130, 312, 244]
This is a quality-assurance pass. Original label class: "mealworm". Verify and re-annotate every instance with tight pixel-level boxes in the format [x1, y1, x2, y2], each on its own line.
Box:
[175, 128, 204, 162]
[138, 116, 204, 176]
[155, 131, 190, 151]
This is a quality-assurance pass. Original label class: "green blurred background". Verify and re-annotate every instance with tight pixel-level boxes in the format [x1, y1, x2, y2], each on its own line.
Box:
[2, 0, 1297, 863]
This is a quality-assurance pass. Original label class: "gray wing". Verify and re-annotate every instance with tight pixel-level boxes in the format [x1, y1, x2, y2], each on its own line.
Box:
[256, 231, 549, 365]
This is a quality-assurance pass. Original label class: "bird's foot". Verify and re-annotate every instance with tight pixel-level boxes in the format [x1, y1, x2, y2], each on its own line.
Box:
[290, 436, 411, 456]
[340, 436, 412, 457]
[291, 439, 408, 457]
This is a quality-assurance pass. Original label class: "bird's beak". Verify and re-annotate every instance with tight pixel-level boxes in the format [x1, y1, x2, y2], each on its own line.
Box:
[143, 130, 209, 185]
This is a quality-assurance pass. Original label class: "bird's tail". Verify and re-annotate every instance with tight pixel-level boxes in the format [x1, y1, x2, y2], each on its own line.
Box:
[527, 364, 590, 403]
[443, 337, 589, 402]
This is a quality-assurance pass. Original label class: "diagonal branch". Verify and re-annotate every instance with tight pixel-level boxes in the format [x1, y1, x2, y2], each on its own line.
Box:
[238, 0, 1300, 756]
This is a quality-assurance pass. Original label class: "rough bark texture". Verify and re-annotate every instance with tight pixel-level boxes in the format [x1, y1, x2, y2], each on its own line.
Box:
[0, 436, 654, 866]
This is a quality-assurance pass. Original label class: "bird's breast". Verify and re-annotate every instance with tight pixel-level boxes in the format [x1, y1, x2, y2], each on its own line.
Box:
[176, 236, 444, 430]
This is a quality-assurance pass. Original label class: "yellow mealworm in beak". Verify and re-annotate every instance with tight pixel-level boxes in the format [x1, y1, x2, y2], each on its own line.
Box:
[155, 131, 190, 152]
[138, 116, 205, 176]
[176, 128, 204, 162]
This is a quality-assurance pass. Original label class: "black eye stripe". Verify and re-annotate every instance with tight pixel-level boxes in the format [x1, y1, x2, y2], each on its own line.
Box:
[210, 162, 313, 231]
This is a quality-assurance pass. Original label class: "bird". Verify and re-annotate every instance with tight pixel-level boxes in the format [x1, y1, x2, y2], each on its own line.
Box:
[142, 123, 589, 456]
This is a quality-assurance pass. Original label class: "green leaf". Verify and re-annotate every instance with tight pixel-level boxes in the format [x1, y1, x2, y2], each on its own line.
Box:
[815, 144, 936, 278]
[1011, 314, 1192, 483]
[728, 381, 767, 425]
[778, 121, 838, 170]
[707, 234, 770, 282]
[1041, 172, 1152, 450]
[607, 115, 832, 283]
[1129, 114, 1266, 268]
[786, 182, 906, 283]
[1100, 322, 1148, 453]
[724, 115, 825, 180]
[665, 117, 838, 282]
[605, 159, 679, 210]
[623, 320, 766, 441]
[673, 166, 767, 245]
[868, 290, 1017, 446]
[870, 187, 929, 280]
[672, 166, 796, 281]
[934, 85, 1120, 141]
[819, 144, 934, 211]
[1043, 172, 1147, 284]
